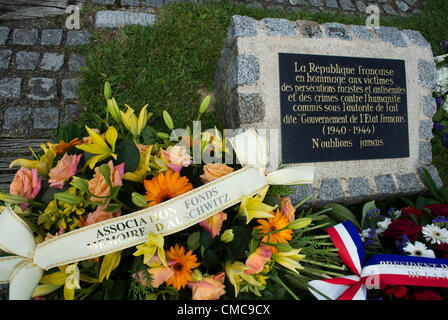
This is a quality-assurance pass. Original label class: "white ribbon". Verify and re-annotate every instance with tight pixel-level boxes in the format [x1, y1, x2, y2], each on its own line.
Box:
[229, 128, 315, 185]
[0, 129, 315, 300]
[0, 207, 43, 300]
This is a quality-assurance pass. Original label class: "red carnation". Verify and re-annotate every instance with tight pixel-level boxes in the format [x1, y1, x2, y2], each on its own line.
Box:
[438, 243, 448, 258]
[383, 219, 422, 242]
[425, 203, 448, 216]
[381, 284, 408, 298]
[401, 207, 423, 219]
[406, 289, 443, 300]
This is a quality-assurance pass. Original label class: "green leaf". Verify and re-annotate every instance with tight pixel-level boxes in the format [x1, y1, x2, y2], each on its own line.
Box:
[142, 126, 162, 145]
[263, 195, 281, 209]
[324, 203, 360, 230]
[199, 228, 218, 249]
[104, 203, 121, 213]
[202, 249, 220, 271]
[227, 225, 251, 257]
[99, 163, 112, 189]
[361, 200, 376, 228]
[54, 192, 82, 204]
[116, 141, 140, 173]
[187, 231, 201, 251]
[422, 168, 444, 202]
[70, 177, 90, 194]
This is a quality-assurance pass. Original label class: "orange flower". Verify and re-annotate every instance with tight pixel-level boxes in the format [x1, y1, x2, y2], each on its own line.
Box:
[165, 244, 200, 290]
[189, 273, 226, 300]
[280, 197, 296, 223]
[143, 170, 193, 207]
[244, 245, 272, 274]
[88, 160, 124, 202]
[255, 210, 293, 254]
[199, 211, 227, 238]
[200, 163, 234, 184]
[86, 204, 121, 225]
[48, 154, 82, 189]
[10, 167, 41, 210]
[54, 138, 82, 156]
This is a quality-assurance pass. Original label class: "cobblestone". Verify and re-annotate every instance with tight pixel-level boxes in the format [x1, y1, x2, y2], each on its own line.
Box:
[40, 53, 65, 71]
[0, 50, 12, 69]
[12, 29, 38, 46]
[41, 29, 63, 46]
[66, 31, 91, 46]
[4, 106, 32, 129]
[339, 0, 356, 11]
[62, 79, 81, 100]
[0, 27, 10, 46]
[68, 54, 87, 72]
[34, 107, 60, 129]
[15, 51, 40, 71]
[0, 78, 22, 99]
[27, 78, 57, 101]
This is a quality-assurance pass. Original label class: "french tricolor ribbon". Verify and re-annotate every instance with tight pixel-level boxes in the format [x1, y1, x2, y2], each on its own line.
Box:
[308, 221, 448, 300]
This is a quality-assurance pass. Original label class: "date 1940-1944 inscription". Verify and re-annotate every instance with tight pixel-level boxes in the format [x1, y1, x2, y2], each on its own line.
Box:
[279, 53, 409, 164]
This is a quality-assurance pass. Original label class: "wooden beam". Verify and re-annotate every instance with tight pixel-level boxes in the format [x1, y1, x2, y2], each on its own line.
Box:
[0, 0, 68, 8]
[0, 5, 66, 19]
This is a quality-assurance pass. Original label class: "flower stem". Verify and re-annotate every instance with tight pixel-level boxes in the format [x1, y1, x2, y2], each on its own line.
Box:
[311, 235, 330, 239]
[301, 258, 344, 271]
[270, 274, 300, 300]
[293, 195, 312, 209]
[302, 223, 331, 232]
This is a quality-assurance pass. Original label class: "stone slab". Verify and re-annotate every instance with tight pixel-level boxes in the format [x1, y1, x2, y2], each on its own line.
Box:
[215, 16, 438, 205]
[95, 10, 157, 28]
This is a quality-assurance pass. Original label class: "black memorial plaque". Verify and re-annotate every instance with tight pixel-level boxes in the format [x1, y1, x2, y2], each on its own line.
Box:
[279, 53, 409, 164]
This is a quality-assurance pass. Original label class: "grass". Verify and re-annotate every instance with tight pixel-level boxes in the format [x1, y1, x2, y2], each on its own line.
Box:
[77, 0, 448, 173]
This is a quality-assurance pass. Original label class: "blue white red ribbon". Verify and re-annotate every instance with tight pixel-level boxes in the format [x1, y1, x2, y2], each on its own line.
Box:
[308, 221, 448, 300]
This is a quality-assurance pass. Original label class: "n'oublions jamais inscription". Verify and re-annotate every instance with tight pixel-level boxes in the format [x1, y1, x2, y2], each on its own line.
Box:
[279, 53, 409, 164]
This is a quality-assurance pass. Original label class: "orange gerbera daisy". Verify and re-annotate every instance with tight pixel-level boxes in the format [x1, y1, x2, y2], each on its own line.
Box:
[165, 244, 200, 290]
[143, 170, 193, 207]
[54, 138, 82, 156]
[255, 209, 293, 253]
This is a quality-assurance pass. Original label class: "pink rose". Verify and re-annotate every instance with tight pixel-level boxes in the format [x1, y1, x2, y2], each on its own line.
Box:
[280, 197, 296, 223]
[133, 267, 175, 289]
[88, 161, 124, 201]
[86, 204, 121, 225]
[162, 146, 192, 172]
[244, 245, 272, 275]
[199, 211, 227, 238]
[48, 154, 82, 189]
[189, 273, 226, 300]
[10, 167, 42, 210]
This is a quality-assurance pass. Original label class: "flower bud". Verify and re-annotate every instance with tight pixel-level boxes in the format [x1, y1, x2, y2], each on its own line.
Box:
[132, 192, 147, 208]
[104, 81, 112, 100]
[287, 218, 312, 230]
[157, 132, 170, 140]
[220, 229, 234, 243]
[199, 95, 211, 114]
[162, 110, 174, 131]
[191, 269, 203, 282]
[107, 98, 122, 123]
[276, 243, 292, 252]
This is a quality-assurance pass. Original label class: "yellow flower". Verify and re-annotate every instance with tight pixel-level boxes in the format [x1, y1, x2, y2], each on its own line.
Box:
[123, 145, 152, 182]
[121, 104, 152, 136]
[76, 126, 118, 170]
[272, 248, 306, 274]
[9, 143, 56, 177]
[149, 151, 170, 173]
[225, 260, 245, 297]
[99, 251, 122, 282]
[238, 186, 276, 224]
[224, 260, 263, 297]
[39, 263, 80, 300]
[133, 233, 167, 267]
